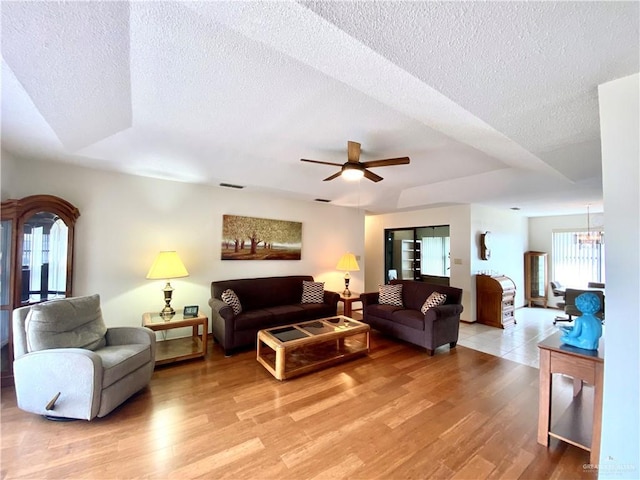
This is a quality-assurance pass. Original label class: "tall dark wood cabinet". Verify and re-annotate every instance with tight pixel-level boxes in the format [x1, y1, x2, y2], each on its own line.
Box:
[476, 274, 516, 328]
[1, 195, 80, 386]
[524, 251, 548, 308]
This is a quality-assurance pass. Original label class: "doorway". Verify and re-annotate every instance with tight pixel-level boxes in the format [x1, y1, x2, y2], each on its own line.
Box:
[384, 226, 451, 285]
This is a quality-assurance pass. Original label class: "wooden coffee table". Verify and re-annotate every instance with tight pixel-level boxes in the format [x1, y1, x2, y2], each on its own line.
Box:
[256, 316, 370, 380]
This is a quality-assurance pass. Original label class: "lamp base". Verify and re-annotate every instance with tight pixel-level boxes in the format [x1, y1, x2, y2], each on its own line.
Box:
[161, 281, 175, 317]
[343, 277, 351, 297]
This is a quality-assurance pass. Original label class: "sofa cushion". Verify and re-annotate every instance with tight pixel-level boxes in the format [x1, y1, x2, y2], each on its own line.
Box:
[95, 344, 152, 388]
[233, 309, 276, 331]
[301, 281, 325, 303]
[365, 303, 405, 322]
[264, 305, 307, 324]
[391, 309, 425, 330]
[222, 289, 242, 315]
[25, 294, 107, 353]
[379, 284, 403, 307]
[299, 303, 336, 320]
[421, 292, 447, 314]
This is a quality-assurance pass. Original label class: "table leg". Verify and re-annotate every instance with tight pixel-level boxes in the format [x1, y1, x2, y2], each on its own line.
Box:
[537, 349, 552, 446]
[275, 346, 285, 380]
[344, 301, 352, 317]
[573, 378, 583, 397]
[591, 362, 604, 464]
[201, 319, 208, 356]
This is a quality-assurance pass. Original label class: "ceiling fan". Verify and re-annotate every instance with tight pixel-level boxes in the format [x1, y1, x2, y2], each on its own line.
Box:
[300, 141, 410, 182]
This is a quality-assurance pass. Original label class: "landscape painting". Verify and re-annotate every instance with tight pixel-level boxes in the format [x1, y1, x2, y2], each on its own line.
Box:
[221, 215, 302, 260]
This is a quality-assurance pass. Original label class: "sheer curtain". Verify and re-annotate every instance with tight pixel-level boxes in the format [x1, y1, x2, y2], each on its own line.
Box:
[421, 236, 450, 276]
[27, 227, 43, 301]
[552, 230, 605, 286]
[49, 219, 68, 298]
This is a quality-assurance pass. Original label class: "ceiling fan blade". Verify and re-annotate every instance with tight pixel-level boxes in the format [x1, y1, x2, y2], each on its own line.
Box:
[347, 141, 361, 163]
[361, 157, 411, 168]
[323, 171, 343, 181]
[300, 158, 343, 167]
[363, 169, 383, 182]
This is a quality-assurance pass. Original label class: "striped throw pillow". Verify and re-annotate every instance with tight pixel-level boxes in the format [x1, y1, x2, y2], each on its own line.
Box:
[421, 292, 447, 314]
[221, 289, 242, 315]
[301, 281, 325, 304]
[379, 284, 403, 307]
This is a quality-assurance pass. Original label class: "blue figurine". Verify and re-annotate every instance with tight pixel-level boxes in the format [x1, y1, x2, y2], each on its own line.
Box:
[560, 292, 603, 350]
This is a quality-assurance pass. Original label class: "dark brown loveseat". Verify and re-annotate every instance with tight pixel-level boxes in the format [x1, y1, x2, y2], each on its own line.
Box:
[209, 275, 339, 355]
[360, 279, 464, 355]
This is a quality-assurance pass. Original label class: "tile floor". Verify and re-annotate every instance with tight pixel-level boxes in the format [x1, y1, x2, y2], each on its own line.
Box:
[458, 306, 567, 368]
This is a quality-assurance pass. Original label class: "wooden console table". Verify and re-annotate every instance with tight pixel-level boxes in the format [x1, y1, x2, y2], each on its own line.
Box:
[537, 332, 604, 464]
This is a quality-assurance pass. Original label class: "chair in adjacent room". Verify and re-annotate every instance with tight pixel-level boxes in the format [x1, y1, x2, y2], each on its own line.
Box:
[550, 281, 569, 324]
[557, 288, 605, 326]
[12, 294, 156, 421]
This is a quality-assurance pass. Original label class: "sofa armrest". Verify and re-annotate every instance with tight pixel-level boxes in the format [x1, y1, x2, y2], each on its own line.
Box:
[13, 348, 103, 419]
[106, 327, 155, 346]
[360, 291, 380, 307]
[424, 304, 464, 322]
[106, 327, 156, 362]
[323, 290, 340, 307]
[208, 297, 234, 320]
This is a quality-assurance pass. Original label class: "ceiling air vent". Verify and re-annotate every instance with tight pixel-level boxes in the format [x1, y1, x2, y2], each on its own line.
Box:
[219, 183, 245, 189]
[314, 198, 331, 203]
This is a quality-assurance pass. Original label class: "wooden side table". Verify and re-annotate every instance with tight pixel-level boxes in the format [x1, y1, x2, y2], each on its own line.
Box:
[537, 332, 604, 465]
[339, 293, 362, 317]
[142, 311, 208, 366]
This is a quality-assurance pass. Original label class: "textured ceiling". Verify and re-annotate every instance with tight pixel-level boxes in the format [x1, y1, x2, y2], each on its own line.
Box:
[1, 1, 638, 216]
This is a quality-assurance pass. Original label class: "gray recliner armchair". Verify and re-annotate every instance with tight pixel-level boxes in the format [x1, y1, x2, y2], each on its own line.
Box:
[12, 294, 156, 421]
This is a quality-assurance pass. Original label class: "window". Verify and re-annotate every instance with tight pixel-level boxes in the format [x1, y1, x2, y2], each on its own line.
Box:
[421, 236, 450, 277]
[552, 230, 605, 286]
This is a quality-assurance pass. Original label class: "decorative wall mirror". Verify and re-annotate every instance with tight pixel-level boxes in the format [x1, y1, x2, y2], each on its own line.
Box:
[0, 195, 80, 386]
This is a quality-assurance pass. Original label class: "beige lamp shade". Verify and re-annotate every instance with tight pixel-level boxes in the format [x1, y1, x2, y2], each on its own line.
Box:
[146, 251, 189, 316]
[336, 252, 360, 272]
[146, 251, 189, 279]
[336, 252, 359, 297]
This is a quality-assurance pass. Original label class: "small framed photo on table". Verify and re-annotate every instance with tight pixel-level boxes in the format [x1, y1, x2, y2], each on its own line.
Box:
[183, 305, 199, 317]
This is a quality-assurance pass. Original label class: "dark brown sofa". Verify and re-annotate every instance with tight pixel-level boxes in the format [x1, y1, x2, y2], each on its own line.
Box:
[209, 275, 339, 355]
[360, 279, 464, 355]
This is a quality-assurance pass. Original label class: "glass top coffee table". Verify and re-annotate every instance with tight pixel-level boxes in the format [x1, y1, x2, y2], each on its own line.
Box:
[256, 316, 370, 380]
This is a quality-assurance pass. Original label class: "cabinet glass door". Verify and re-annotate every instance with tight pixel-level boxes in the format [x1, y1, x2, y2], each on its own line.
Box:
[530, 254, 545, 297]
[1, 220, 13, 375]
[20, 212, 69, 305]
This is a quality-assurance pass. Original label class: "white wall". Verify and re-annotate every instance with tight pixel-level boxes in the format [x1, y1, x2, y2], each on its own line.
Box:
[364, 204, 527, 322]
[1, 154, 365, 334]
[469, 204, 528, 311]
[598, 73, 639, 475]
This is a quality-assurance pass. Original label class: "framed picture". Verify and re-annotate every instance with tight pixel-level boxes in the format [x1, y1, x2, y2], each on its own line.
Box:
[221, 214, 302, 260]
[183, 305, 199, 317]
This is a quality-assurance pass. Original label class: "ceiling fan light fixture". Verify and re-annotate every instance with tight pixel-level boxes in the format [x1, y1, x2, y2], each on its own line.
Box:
[341, 164, 364, 181]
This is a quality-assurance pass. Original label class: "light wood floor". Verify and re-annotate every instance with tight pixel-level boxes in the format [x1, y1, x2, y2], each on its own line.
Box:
[1, 332, 597, 479]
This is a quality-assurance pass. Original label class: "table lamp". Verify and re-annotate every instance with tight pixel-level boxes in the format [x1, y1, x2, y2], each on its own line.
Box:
[146, 251, 189, 316]
[336, 252, 360, 297]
